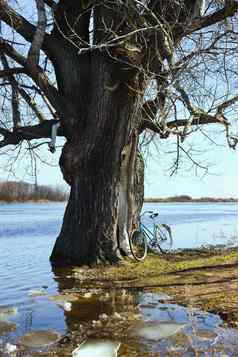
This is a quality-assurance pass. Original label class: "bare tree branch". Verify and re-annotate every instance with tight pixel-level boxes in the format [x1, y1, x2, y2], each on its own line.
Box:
[167, 113, 229, 129]
[27, 0, 47, 68]
[0, 53, 21, 128]
[0, 0, 52, 55]
[174, 82, 197, 115]
[217, 95, 238, 113]
[0, 67, 25, 77]
[20, 84, 58, 119]
[0, 120, 64, 148]
[0, 39, 69, 120]
[140, 112, 230, 137]
[142, 99, 159, 121]
[11, 83, 21, 128]
[0, 54, 47, 123]
[17, 86, 47, 124]
[185, 1, 238, 36]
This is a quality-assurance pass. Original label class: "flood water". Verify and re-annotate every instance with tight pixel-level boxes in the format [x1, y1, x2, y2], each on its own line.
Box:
[144, 202, 238, 249]
[0, 202, 238, 356]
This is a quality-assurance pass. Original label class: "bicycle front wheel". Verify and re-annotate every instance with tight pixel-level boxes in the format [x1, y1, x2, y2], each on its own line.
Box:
[155, 224, 173, 253]
[129, 230, 148, 261]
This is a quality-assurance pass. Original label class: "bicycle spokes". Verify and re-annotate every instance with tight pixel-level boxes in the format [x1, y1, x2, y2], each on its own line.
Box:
[129, 230, 147, 261]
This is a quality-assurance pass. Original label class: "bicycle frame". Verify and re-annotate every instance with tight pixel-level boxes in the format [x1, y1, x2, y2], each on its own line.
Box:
[140, 222, 155, 244]
[139, 211, 167, 253]
[129, 210, 172, 260]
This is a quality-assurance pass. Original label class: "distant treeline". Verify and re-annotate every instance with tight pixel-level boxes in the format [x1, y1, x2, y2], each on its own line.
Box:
[145, 195, 238, 203]
[0, 181, 68, 202]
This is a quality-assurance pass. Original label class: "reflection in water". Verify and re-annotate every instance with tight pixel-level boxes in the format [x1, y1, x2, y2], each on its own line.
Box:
[1, 265, 238, 356]
[52, 267, 116, 326]
[1, 203, 238, 355]
[131, 321, 186, 340]
[49, 270, 238, 356]
[72, 340, 121, 357]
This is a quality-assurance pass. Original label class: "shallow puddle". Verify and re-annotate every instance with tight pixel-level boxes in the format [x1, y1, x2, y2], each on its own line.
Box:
[19, 330, 61, 348]
[72, 340, 121, 357]
[131, 321, 186, 340]
[125, 292, 233, 355]
[1, 287, 238, 356]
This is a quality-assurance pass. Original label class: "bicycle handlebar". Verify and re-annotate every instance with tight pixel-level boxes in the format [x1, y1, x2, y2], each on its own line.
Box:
[141, 211, 159, 219]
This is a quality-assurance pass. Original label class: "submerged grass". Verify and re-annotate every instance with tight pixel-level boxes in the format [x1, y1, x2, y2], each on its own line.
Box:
[71, 247, 238, 284]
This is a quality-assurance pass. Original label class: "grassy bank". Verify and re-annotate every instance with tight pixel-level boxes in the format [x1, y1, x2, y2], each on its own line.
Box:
[66, 247, 238, 327]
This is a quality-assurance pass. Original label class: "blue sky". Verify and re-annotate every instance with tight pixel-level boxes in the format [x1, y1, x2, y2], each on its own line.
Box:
[1, 129, 237, 198]
[145, 148, 238, 198]
[144, 130, 238, 198]
[35, 143, 238, 198]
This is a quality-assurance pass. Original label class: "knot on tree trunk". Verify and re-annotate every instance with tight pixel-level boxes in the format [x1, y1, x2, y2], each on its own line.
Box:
[59, 140, 81, 185]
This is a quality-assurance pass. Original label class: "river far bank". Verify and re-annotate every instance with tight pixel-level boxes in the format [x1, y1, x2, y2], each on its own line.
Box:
[145, 195, 238, 203]
[0, 181, 68, 202]
[0, 181, 237, 203]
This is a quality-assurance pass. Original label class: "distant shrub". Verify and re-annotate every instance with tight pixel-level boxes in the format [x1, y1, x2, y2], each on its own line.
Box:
[144, 196, 238, 203]
[0, 181, 68, 202]
[167, 195, 192, 202]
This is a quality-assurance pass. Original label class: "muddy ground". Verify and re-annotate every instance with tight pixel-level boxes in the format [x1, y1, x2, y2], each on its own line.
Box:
[67, 247, 238, 327]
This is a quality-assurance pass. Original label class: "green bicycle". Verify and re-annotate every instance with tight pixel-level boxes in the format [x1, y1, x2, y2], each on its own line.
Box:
[129, 210, 173, 261]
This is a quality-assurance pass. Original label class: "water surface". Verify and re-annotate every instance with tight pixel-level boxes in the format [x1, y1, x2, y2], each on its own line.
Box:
[144, 202, 238, 249]
[0, 202, 238, 355]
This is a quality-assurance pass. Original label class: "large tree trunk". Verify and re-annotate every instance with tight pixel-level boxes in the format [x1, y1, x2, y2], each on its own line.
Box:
[50, 140, 144, 266]
[50, 51, 144, 266]
[49, 2, 145, 267]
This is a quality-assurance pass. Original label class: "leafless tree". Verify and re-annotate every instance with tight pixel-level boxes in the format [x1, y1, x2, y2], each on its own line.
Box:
[0, 0, 237, 266]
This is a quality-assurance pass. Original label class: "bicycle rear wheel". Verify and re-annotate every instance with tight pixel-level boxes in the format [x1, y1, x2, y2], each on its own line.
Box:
[155, 224, 173, 253]
[129, 230, 148, 261]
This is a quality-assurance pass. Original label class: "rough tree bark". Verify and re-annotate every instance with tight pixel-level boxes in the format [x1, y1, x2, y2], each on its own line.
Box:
[50, 85, 143, 265]
[51, 128, 143, 266]
[48, 1, 146, 266]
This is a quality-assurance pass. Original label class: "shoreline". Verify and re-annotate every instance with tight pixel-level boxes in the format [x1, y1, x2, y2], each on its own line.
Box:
[0, 199, 66, 204]
[145, 198, 238, 203]
[1, 199, 238, 204]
